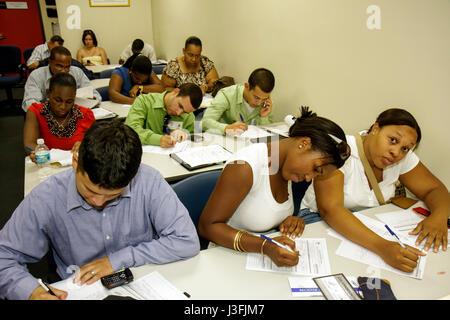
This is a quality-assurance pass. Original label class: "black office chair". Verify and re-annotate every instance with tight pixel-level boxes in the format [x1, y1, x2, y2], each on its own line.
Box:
[171, 170, 222, 250]
[292, 180, 312, 215]
[0, 45, 24, 109]
[23, 47, 34, 64]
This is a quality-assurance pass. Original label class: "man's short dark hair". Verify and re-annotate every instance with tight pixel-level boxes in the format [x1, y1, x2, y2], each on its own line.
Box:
[248, 68, 275, 93]
[49, 72, 76, 92]
[130, 55, 152, 75]
[50, 35, 64, 45]
[131, 39, 145, 52]
[49, 46, 72, 60]
[77, 120, 143, 189]
[177, 83, 203, 110]
[185, 36, 202, 49]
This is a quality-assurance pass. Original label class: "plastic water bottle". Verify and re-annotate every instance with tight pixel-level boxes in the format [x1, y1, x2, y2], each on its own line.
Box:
[35, 138, 50, 168]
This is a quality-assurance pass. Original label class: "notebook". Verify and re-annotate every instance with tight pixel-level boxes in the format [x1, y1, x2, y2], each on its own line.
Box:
[170, 144, 232, 170]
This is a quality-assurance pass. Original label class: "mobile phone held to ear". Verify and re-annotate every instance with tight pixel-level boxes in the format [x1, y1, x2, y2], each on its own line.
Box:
[101, 268, 134, 289]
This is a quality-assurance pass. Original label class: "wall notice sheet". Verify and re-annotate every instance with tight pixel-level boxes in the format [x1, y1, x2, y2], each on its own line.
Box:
[246, 238, 331, 276]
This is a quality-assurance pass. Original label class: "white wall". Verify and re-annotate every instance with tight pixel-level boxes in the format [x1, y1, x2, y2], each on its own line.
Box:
[151, 0, 450, 187]
[55, 0, 154, 64]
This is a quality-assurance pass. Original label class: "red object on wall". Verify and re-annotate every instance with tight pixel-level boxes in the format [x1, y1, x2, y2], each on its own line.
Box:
[0, 0, 45, 63]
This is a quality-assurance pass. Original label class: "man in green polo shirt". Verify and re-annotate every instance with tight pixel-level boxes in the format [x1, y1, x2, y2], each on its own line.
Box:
[125, 83, 202, 147]
[201, 68, 274, 135]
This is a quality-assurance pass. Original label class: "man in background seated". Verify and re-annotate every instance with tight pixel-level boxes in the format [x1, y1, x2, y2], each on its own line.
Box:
[36, 57, 95, 80]
[201, 68, 274, 135]
[119, 39, 157, 64]
[125, 83, 202, 148]
[0, 120, 200, 300]
[22, 46, 102, 112]
[27, 35, 65, 70]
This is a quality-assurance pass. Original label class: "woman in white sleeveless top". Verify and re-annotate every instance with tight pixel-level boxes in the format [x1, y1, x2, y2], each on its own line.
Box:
[198, 107, 350, 267]
[300, 108, 449, 273]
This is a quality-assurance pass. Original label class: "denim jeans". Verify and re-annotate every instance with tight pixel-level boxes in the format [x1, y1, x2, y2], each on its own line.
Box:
[297, 208, 323, 224]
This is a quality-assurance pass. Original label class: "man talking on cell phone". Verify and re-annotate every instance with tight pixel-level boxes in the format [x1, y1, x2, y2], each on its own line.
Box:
[0, 120, 200, 300]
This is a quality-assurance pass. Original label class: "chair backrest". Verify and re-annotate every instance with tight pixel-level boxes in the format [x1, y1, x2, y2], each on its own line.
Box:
[292, 180, 312, 214]
[0, 45, 21, 74]
[97, 86, 109, 101]
[171, 170, 222, 249]
[23, 47, 34, 63]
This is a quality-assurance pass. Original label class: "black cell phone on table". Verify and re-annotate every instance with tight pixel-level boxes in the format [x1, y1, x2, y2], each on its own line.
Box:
[101, 268, 134, 289]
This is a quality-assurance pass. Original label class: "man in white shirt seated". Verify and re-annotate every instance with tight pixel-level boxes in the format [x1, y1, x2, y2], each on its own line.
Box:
[22, 46, 102, 112]
[119, 39, 157, 64]
[27, 35, 65, 70]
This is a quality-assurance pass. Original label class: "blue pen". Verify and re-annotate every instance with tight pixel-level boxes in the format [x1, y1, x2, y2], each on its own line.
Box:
[25, 145, 34, 152]
[239, 113, 245, 123]
[384, 224, 407, 249]
[260, 234, 300, 256]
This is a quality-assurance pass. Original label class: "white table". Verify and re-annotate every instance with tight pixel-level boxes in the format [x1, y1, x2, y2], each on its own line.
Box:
[24, 133, 250, 195]
[85, 64, 121, 74]
[130, 204, 450, 300]
[91, 78, 110, 89]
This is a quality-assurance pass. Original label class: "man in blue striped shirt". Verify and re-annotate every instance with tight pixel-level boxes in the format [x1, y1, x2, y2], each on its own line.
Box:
[0, 120, 200, 300]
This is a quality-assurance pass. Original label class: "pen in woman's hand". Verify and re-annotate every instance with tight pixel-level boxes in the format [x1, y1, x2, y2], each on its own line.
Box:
[260, 234, 300, 256]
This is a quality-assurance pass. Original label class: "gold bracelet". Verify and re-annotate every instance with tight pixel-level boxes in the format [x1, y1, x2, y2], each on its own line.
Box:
[233, 230, 247, 252]
[261, 239, 267, 256]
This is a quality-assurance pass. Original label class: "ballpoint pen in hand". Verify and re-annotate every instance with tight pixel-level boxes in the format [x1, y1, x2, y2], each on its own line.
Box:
[384, 224, 407, 249]
[38, 278, 56, 296]
[239, 113, 245, 123]
[260, 234, 300, 256]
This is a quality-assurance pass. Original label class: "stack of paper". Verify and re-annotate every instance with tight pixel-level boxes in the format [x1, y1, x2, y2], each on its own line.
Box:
[51, 271, 188, 300]
[49, 149, 73, 167]
[92, 107, 116, 120]
[75, 86, 100, 109]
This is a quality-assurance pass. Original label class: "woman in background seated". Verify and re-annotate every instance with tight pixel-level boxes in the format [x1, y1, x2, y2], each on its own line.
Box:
[162, 36, 219, 95]
[198, 107, 350, 267]
[300, 108, 449, 273]
[109, 55, 165, 104]
[76, 29, 108, 66]
[24, 73, 95, 163]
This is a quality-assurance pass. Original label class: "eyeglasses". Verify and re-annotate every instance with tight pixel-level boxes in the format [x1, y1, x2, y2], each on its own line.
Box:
[162, 114, 171, 134]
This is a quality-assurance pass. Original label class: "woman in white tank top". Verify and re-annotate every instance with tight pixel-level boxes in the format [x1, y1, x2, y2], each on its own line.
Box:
[301, 108, 449, 273]
[198, 107, 350, 268]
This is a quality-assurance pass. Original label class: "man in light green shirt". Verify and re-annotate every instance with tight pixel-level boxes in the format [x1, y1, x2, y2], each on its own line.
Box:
[202, 68, 274, 135]
[125, 83, 202, 147]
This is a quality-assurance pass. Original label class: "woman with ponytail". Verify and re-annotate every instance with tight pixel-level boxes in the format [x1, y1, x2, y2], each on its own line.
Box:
[300, 108, 449, 273]
[198, 107, 350, 267]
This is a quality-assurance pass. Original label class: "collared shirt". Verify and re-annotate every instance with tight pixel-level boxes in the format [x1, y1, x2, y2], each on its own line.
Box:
[26, 43, 50, 66]
[120, 43, 157, 63]
[21, 66, 102, 112]
[0, 165, 200, 300]
[201, 84, 273, 135]
[124, 91, 195, 146]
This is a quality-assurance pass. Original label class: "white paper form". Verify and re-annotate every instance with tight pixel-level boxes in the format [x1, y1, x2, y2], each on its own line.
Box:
[375, 207, 450, 250]
[239, 125, 274, 139]
[246, 238, 331, 276]
[51, 271, 187, 300]
[142, 140, 190, 155]
[333, 212, 427, 279]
